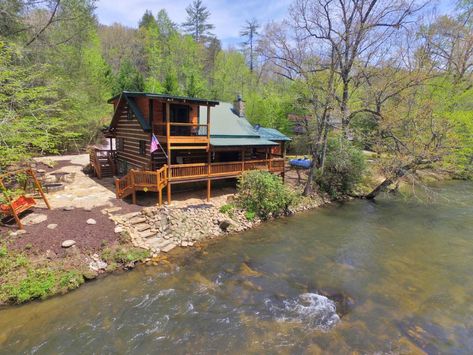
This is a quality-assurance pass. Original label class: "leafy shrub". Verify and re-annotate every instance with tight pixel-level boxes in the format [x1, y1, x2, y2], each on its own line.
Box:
[244, 210, 256, 221]
[316, 138, 366, 199]
[101, 246, 149, 264]
[219, 204, 235, 216]
[236, 171, 296, 219]
[5, 269, 56, 303]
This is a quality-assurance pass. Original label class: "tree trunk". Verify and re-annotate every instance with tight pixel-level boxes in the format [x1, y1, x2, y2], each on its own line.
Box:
[365, 160, 421, 199]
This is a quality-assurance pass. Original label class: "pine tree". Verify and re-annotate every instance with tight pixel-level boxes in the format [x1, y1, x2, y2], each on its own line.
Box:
[181, 0, 214, 42]
[156, 9, 177, 38]
[139, 10, 157, 29]
[113, 60, 144, 95]
[240, 18, 260, 72]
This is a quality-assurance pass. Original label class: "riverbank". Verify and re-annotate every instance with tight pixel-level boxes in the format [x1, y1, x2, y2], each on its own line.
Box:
[0, 195, 326, 306]
[0, 155, 326, 307]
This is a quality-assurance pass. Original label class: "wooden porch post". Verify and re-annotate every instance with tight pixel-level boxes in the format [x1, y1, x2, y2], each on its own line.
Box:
[241, 149, 245, 171]
[166, 102, 171, 204]
[131, 170, 136, 205]
[282, 142, 286, 183]
[206, 105, 211, 149]
[206, 105, 211, 202]
[268, 147, 272, 171]
[207, 147, 211, 201]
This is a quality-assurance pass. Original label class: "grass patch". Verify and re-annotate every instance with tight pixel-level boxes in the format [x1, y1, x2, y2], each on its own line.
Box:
[101, 246, 150, 264]
[0, 243, 84, 304]
[219, 203, 235, 217]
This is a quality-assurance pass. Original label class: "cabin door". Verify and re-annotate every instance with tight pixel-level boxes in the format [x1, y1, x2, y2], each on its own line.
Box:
[170, 104, 190, 135]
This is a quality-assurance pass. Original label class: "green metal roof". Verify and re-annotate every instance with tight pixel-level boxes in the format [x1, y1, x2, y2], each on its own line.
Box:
[254, 126, 291, 141]
[210, 137, 277, 146]
[108, 91, 219, 106]
[200, 102, 260, 138]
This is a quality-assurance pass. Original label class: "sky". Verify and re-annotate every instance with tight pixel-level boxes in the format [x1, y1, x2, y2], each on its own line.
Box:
[94, 0, 456, 48]
[95, 0, 291, 47]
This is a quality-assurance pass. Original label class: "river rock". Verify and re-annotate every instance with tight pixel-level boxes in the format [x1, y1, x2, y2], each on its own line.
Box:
[63, 206, 75, 211]
[83, 270, 99, 280]
[89, 259, 107, 271]
[47, 224, 58, 230]
[86, 218, 97, 225]
[114, 226, 124, 234]
[61, 240, 76, 248]
[218, 219, 233, 232]
[22, 213, 48, 225]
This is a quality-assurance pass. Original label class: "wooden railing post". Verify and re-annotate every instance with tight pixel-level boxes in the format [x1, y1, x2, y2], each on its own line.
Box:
[130, 169, 136, 204]
[115, 178, 120, 198]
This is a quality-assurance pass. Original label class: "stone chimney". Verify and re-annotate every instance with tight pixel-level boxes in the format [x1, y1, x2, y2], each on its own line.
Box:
[233, 94, 245, 117]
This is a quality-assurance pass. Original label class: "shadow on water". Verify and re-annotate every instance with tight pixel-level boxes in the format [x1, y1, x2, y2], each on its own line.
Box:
[0, 181, 473, 354]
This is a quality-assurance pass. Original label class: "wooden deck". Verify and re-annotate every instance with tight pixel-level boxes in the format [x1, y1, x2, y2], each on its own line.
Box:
[114, 158, 285, 204]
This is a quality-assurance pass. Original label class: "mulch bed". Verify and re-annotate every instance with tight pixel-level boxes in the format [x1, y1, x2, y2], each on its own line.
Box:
[1, 207, 118, 256]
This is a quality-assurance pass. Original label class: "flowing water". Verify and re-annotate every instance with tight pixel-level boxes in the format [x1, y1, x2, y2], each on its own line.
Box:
[1, 182, 473, 354]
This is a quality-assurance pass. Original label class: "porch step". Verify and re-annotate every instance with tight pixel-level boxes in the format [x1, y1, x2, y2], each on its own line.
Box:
[135, 223, 151, 232]
[129, 217, 147, 225]
[147, 238, 174, 251]
[140, 230, 156, 239]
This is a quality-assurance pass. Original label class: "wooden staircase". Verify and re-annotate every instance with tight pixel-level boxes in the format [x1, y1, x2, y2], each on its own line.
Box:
[90, 148, 116, 179]
[115, 165, 168, 205]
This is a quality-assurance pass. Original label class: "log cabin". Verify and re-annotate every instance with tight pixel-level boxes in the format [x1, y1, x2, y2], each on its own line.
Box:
[90, 91, 290, 204]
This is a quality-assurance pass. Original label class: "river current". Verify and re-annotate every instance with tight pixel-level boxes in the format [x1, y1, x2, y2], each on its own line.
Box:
[1, 181, 472, 353]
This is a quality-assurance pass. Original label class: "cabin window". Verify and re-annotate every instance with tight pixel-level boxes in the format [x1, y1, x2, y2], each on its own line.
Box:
[139, 140, 146, 156]
[117, 137, 125, 152]
[127, 108, 132, 120]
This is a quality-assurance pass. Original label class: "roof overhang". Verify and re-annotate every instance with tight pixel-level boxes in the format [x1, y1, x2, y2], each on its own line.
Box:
[210, 137, 278, 147]
[108, 91, 219, 106]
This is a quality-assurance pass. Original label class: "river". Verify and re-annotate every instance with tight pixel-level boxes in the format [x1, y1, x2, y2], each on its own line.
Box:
[1, 181, 472, 354]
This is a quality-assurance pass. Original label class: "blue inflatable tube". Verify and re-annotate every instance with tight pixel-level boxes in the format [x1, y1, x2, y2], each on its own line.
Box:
[289, 158, 312, 169]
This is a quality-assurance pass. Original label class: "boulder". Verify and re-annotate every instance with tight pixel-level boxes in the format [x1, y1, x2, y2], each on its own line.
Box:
[22, 213, 48, 226]
[114, 226, 124, 234]
[86, 218, 97, 225]
[218, 219, 233, 232]
[47, 224, 58, 230]
[61, 240, 76, 248]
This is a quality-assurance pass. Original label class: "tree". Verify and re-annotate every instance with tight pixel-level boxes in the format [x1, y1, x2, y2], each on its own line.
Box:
[139, 10, 157, 29]
[240, 18, 260, 72]
[156, 9, 177, 38]
[291, 0, 422, 136]
[112, 60, 144, 95]
[181, 0, 214, 42]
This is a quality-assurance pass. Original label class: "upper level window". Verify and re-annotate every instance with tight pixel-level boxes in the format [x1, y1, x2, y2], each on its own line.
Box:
[139, 140, 146, 156]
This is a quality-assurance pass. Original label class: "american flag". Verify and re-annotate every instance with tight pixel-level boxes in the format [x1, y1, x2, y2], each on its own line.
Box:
[150, 134, 160, 153]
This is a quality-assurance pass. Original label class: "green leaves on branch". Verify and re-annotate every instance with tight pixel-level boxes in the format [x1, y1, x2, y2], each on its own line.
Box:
[236, 171, 296, 219]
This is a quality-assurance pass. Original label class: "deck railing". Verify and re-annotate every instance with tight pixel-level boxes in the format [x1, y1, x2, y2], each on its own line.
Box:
[89, 148, 116, 179]
[115, 165, 168, 204]
[153, 122, 208, 137]
[169, 158, 284, 180]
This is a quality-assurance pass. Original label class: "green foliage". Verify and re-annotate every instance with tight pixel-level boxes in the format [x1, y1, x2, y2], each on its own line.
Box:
[181, 0, 215, 42]
[5, 269, 57, 303]
[316, 138, 366, 198]
[219, 203, 235, 216]
[0, 244, 85, 304]
[244, 210, 256, 221]
[112, 59, 144, 95]
[101, 246, 150, 264]
[236, 171, 296, 219]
